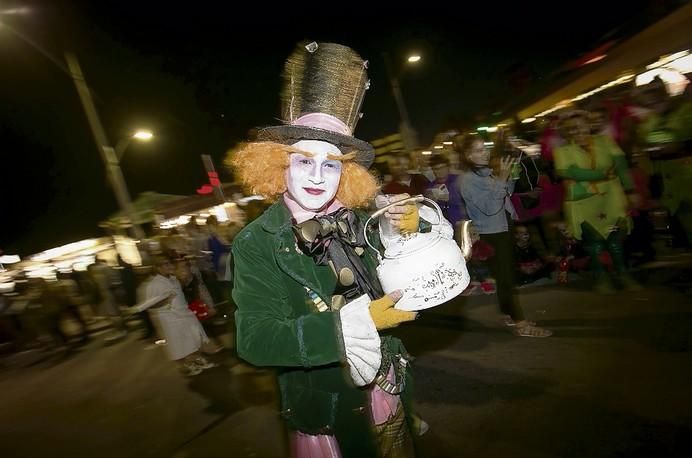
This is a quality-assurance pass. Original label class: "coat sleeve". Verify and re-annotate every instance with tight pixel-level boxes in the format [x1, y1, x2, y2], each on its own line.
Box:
[554, 145, 605, 181]
[231, 234, 345, 369]
[558, 165, 608, 181]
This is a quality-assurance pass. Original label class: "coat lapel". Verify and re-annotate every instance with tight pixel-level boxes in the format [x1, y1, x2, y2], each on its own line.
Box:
[263, 201, 336, 304]
[275, 226, 337, 303]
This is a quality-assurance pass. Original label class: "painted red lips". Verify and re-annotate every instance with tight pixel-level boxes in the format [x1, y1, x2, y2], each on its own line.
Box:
[303, 187, 325, 195]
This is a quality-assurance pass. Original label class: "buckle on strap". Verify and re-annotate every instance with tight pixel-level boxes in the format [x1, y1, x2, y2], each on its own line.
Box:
[373, 372, 404, 395]
[373, 352, 408, 395]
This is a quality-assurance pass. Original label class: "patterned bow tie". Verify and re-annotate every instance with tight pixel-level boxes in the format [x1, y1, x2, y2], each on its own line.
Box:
[293, 207, 383, 302]
[293, 208, 362, 257]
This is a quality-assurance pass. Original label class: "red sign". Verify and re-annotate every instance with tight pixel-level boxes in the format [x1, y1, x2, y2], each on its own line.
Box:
[208, 171, 220, 187]
[196, 184, 214, 195]
[197, 171, 222, 195]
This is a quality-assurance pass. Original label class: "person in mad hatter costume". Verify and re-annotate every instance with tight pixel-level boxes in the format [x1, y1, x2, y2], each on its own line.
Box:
[554, 110, 641, 294]
[227, 42, 433, 458]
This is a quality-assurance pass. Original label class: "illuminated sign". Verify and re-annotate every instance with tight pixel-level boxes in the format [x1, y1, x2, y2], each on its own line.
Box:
[196, 171, 222, 195]
[207, 171, 221, 187]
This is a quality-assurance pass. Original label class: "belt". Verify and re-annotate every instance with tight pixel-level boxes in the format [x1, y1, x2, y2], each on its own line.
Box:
[373, 353, 409, 395]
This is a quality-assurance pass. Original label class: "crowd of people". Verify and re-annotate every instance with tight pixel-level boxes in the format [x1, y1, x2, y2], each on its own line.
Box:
[0, 216, 247, 376]
[373, 76, 692, 303]
[1, 37, 691, 458]
[2, 59, 690, 368]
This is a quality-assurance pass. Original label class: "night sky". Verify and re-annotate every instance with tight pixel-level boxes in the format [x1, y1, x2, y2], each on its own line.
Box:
[0, 0, 677, 255]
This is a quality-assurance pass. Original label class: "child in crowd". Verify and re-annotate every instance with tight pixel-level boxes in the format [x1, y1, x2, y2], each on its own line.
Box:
[555, 222, 591, 273]
[513, 225, 554, 285]
[463, 228, 497, 296]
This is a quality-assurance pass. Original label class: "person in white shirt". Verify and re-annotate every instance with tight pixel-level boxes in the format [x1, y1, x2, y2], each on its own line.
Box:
[145, 255, 216, 376]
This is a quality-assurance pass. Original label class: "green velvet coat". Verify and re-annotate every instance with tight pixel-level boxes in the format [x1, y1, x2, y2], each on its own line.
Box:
[231, 200, 415, 458]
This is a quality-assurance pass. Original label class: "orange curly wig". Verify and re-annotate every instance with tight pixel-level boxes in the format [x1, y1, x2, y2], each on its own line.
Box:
[226, 142, 380, 209]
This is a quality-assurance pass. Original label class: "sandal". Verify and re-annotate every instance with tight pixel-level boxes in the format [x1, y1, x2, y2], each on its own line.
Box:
[180, 363, 203, 377]
[503, 316, 536, 327]
[192, 357, 218, 370]
[513, 324, 552, 338]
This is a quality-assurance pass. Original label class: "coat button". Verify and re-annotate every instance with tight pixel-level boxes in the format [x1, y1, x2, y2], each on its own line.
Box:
[352, 406, 366, 415]
[318, 425, 333, 435]
[331, 295, 346, 311]
[338, 267, 355, 286]
[284, 247, 290, 252]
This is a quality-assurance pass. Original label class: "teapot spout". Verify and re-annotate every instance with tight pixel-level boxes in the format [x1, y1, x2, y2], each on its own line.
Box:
[458, 220, 473, 260]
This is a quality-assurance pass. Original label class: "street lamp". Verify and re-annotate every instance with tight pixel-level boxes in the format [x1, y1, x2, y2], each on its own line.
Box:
[384, 52, 422, 154]
[1, 14, 146, 239]
[133, 130, 153, 141]
[115, 130, 155, 161]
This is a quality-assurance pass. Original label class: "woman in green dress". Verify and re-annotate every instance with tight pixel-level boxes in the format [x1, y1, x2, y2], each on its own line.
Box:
[554, 110, 641, 293]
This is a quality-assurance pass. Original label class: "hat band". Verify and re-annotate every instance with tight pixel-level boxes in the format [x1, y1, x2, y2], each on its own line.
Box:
[292, 113, 351, 136]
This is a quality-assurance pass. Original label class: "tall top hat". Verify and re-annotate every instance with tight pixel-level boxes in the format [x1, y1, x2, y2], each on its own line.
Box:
[256, 41, 375, 167]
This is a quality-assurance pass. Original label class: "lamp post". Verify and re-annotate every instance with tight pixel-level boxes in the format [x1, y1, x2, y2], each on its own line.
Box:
[384, 52, 421, 154]
[115, 130, 154, 161]
[64, 53, 145, 239]
[1, 14, 146, 239]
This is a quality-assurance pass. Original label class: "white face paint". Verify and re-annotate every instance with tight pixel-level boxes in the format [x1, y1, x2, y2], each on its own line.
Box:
[286, 140, 343, 211]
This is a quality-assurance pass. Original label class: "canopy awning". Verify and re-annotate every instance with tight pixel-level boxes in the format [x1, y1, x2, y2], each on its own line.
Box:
[512, 3, 692, 122]
[100, 191, 187, 229]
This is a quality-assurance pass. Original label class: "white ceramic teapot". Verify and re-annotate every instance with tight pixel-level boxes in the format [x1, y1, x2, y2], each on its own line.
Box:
[364, 196, 472, 311]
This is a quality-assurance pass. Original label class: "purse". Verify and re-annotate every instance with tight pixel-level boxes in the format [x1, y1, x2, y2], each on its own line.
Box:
[188, 299, 211, 321]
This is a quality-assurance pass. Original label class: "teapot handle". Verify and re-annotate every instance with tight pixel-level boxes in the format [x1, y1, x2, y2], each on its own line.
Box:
[363, 195, 444, 260]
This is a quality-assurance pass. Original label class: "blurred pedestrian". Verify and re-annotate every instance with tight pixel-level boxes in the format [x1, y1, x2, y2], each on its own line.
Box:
[554, 110, 641, 293]
[145, 255, 216, 376]
[425, 154, 467, 228]
[52, 271, 89, 345]
[88, 258, 127, 341]
[382, 154, 429, 196]
[174, 257, 223, 353]
[459, 136, 552, 337]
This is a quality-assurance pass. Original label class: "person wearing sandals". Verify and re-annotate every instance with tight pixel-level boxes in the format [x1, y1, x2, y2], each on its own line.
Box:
[458, 136, 553, 338]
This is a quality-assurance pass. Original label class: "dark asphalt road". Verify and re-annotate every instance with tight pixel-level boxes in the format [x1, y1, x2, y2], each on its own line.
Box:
[1, 282, 691, 458]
